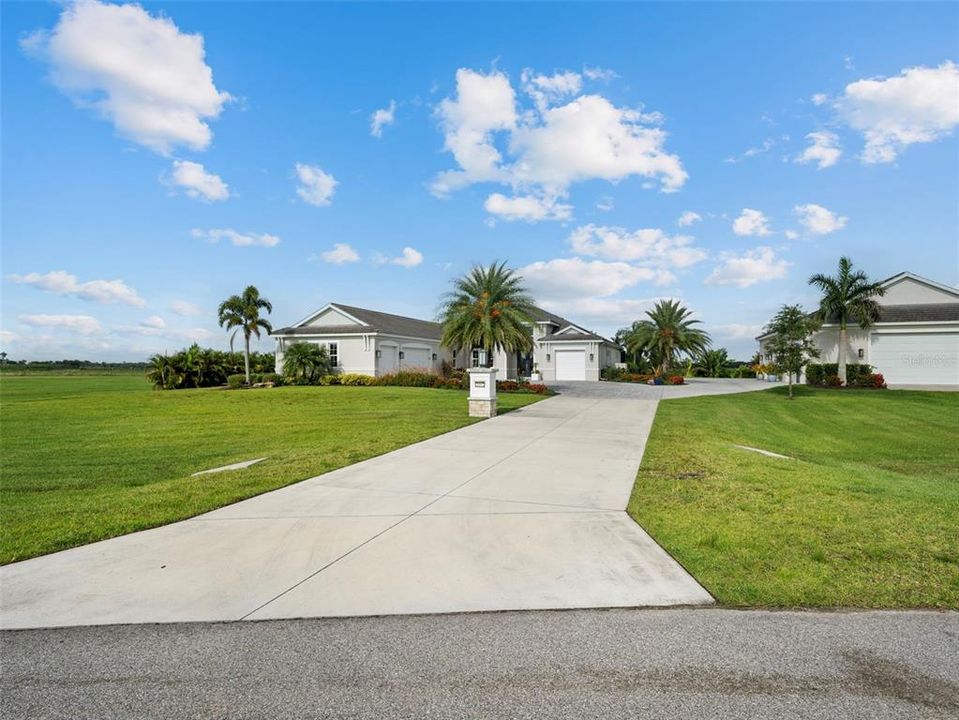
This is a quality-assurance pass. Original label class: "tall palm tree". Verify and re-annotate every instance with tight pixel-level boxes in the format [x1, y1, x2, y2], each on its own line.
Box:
[808, 257, 884, 384]
[439, 261, 536, 366]
[218, 285, 273, 385]
[626, 300, 710, 376]
[146, 353, 180, 390]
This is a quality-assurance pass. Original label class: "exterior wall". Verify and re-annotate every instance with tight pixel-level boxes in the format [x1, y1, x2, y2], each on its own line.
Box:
[538, 341, 606, 382]
[881, 278, 958, 305]
[274, 334, 375, 376]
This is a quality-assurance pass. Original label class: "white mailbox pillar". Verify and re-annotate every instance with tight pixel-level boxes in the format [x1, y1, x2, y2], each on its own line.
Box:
[467, 367, 498, 418]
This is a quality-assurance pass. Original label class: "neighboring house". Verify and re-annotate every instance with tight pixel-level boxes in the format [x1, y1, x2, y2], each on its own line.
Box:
[757, 271, 959, 386]
[272, 302, 621, 381]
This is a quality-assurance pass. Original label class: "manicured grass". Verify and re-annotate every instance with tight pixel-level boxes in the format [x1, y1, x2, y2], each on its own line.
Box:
[0, 375, 542, 564]
[628, 385, 959, 608]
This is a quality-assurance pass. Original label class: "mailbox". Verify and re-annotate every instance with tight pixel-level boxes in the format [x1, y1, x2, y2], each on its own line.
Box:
[467, 367, 497, 417]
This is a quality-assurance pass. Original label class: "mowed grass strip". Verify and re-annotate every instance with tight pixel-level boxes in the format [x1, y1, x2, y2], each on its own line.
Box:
[0, 375, 542, 564]
[629, 385, 959, 608]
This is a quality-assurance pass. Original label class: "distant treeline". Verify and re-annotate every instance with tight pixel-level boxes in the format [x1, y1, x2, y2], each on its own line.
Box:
[0, 359, 151, 375]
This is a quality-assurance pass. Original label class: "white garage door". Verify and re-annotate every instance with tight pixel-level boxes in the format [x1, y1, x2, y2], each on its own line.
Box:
[401, 347, 431, 371]
[870, 333, 959, 385]
[555, 349, 587, 381]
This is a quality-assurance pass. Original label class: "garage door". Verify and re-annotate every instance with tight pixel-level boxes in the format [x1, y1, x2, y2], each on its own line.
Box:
[379, 345, 397, 374]
[555, 349, 586, 381]
[870, 333, 959, 385]
[401, 347, 431, 371]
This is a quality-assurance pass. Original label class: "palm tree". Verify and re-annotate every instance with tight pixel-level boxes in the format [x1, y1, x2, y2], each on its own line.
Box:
[626, 300, 711, 376]
[146, 353, 181, 390]
[696, 348, 729, 378]
[218, 285, 273, 385]
[438, 261, 536, 366]
[282, 342, 330, 383]
[808, 257, 884, 384]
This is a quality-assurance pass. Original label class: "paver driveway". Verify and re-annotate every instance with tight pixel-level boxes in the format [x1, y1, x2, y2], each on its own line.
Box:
[0, 379, 769, 629]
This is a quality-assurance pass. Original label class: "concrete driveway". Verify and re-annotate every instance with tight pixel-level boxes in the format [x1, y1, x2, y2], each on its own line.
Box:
[1, 380, 768, 629]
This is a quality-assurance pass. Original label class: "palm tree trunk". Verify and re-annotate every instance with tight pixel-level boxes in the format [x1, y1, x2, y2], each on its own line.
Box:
[244, 334, 251, 384]
[837, 325, 848, 385]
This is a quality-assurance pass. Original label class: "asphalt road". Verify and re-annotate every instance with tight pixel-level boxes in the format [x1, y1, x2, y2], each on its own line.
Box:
[2, 608, 957, 720]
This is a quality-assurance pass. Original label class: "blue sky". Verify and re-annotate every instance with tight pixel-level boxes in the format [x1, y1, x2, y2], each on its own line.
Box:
[2, 1, 957, 361]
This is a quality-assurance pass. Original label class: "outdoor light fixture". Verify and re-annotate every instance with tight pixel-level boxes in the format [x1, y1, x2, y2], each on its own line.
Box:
[432, 353, 437, 361]
[589, 353, 595, 362]
[858, 348, 864, 359]
[399, 351, 405, 360]
[376, 350, 381, 358]
[546, 353, 551, 362]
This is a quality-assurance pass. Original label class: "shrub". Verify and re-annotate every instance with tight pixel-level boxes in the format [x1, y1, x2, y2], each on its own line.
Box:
[497, 380, 519, 392]
[863, 372, 887, 389]
[434, 377, 465, 390]
[525, 383, 550, 395]
[601, 366, 627, 381]
[825, 374, 843, 388]
[261, 373, 282, 386]
[805, 363, 874, 387]
[338, 373, 375, 386]
[375, 371, 436, 387]
[666, 375, 685, 386]
[317, 374, 340, 386]
[226, 374, 246, 389]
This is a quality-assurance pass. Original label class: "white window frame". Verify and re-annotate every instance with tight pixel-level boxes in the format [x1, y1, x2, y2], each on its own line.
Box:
[327, 341, 339, 368]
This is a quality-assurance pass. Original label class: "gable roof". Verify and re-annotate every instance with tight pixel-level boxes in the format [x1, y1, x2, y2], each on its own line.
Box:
[274, 303, 443, 340]
[878, 271, 959, 299]
[539, 330, 616, 344]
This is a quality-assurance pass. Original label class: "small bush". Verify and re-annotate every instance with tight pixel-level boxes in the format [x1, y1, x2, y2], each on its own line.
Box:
[805, 363, 874, 387]
[666, 375, 685, 386]
[434, 377, 465, 390]
[338, 373, 375, 386]
[497, 380, 519, 392]
[317, 374, 339, 386]
[261, 373, 282, 386]
[525, 383, 550, 395]
[862, 372, 887, 389]
[825, 374, 843, 388]
[375, 371, 436, 387]
[226, 374, 246, 389]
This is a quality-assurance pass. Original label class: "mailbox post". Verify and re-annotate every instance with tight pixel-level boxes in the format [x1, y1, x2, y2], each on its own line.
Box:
[467, 366, 497, 417]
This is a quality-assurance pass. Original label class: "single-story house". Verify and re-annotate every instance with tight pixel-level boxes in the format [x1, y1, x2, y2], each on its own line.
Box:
[757, 271, 959, 386]
[271, 302, 621, 381]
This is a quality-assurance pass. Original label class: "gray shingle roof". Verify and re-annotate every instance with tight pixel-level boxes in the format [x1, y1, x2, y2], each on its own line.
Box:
[877, 303, 959, 322]
[274, 303, 443, 340]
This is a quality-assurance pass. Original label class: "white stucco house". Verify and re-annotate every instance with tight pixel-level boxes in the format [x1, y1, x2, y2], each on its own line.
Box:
[271, 302, 621, 381]
[757, 271, 959, 386]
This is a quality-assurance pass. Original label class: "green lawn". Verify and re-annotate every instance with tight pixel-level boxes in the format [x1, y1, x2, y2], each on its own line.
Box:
[0, 375, 542, 564]
[629, 385, 959, 608]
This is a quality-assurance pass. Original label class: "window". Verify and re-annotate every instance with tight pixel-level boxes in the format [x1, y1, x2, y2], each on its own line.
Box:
[471, 348, 487, 367]
[328, 341, 338, 368]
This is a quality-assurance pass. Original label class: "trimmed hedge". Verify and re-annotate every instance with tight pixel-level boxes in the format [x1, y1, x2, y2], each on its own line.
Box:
[226, 374, 246, 388]
[286, 369, 551, 394]
[806, 363, 880, 388]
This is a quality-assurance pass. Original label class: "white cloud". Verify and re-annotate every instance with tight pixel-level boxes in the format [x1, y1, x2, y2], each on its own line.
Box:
[583, 66, 618, 82]
[793, 203, 848, 235]
[370, 100, 396, 138]
[140, 315, 165, 329]
[705, 247, 790, 288]
[784, 230, 800, 240]
[22, 0, 230, 154]
[568, 225, 707, 268]
[295, 163, 337, 206]
[811, 93, 829, 106]
[170, 300, 202, 316]
[320, 243, 360, 264]
[8, 270, 146, 307]
[713, 323, 764, 340]
[596, 196, 614, 212]
[795, 131, 841, 169]
[432, 68, 518, 195]
[732, 208, 773, 236]
[432, 67, 686, 216]
[836, 61, 959, 163]
[484, 192, 572, 222]
[375, 247, 423, 268]
[191, 228, 280, 247]
[168, 160, 229, 201]
[518, 257, 675, 302]
[521, 69, 583, 111]
[725, 138, 775, 163]
[677, 211, 701, 227]
[18, 313, 103, 335]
